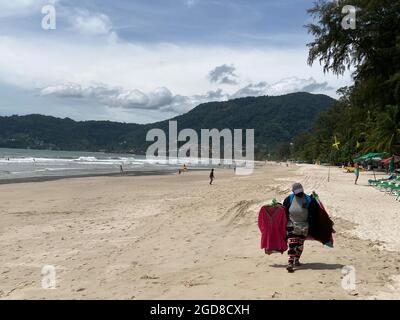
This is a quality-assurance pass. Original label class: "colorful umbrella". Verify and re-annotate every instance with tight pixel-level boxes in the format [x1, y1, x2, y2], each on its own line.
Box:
[353, 152, 390, 162]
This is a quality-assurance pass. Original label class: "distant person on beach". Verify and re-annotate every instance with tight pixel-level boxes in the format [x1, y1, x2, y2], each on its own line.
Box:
[354, 163, 360, 185]
[209, 169, 214, 185]
[282, 183, 318, 273]
[183, 164, 188, 172]
[120, 165, 124, 175]
[389, 156, 395, 174]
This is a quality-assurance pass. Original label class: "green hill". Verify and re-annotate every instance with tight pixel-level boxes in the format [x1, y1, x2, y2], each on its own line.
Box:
[0, 92, 335, 159]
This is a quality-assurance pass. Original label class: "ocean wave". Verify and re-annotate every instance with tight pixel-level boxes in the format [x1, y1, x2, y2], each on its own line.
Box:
[0, 157, 74, 164]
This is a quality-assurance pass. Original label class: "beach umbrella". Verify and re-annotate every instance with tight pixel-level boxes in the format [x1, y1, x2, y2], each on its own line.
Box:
[381, 155, 400, 173]
[353, 152, 390, 181]
[381, 155, 400, 165]
[353, 152, 389, 162]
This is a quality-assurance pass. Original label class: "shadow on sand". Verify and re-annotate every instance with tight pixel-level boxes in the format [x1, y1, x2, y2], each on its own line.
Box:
[270, 263, 345, 271]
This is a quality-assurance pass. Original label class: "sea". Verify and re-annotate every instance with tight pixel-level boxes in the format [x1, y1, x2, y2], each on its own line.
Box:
[0, 148, 247, 182]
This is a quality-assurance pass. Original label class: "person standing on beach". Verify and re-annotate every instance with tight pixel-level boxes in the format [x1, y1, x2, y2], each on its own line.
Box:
[389, 156, 395, 174]
[209, 169, 214, 185]
[282, 183, 318, 273]
[354, 162, 360, 185]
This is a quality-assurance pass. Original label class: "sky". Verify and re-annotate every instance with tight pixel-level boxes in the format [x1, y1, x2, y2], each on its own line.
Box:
[0, 0, 352, 124]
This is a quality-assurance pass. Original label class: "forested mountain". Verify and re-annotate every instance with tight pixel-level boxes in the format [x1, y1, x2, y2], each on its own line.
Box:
[0, 92, 335, 159]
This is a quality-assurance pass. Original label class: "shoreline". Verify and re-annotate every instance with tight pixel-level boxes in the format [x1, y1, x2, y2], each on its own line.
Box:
[0, 170, 174, 185]
[0, 168, 213, 185]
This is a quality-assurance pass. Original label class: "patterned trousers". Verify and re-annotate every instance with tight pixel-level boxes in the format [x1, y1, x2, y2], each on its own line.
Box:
[287, 234, 306, 264]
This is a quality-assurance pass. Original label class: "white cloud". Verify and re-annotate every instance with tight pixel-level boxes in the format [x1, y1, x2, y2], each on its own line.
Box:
[0, 0, 46, 17]
[184, 0, 198, 7]
[39, 75, 333, 116]
[0, 34, 352, 121]
[267, 77, 332, 95]
[39, 82, 229, 114]
[231, 82, 268, 98]
[208, 64, 238, 85]
[0, 35, 349, 93]
[40, 84, 175, 110]
[230, 77, 333, 99]
[69, 9, 117, 39]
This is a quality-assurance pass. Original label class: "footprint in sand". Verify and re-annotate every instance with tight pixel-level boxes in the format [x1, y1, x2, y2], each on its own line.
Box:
[140, 274, 159, 280]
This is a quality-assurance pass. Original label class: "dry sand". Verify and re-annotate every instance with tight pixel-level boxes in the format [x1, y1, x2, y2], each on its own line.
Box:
[1, 163, 400, 299]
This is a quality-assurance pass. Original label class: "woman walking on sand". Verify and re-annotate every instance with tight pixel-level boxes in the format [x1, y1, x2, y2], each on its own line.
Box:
[354, 162, 360, 185]
[282, 183, 318, 273]
[209, 169, 214, 185]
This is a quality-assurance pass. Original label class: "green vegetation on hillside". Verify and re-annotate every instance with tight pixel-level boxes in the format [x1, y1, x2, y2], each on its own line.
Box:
[0, 93, 335, 159]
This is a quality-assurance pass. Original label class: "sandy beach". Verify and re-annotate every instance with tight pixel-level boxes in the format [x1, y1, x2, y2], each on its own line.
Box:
[1, 163, 400, 300]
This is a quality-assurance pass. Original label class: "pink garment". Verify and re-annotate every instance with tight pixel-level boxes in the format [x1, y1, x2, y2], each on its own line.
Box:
[258, 205, 288, 255]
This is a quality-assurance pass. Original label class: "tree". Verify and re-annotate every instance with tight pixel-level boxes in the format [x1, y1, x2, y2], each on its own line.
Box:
[306, 0, 400, 107]
[364, 105, 400, 154]
[295, 0, 400, 162]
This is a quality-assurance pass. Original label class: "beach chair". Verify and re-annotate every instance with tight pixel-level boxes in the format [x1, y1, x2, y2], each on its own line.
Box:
[345, 166, 355, 173]
[380, 181, 400, 197]
[387, 183, 400, 196]
[388, 186, 400, 200]
[376, 181, 390, 191]
[369, 179, 380, 186]
[369, 174, 397, 187]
